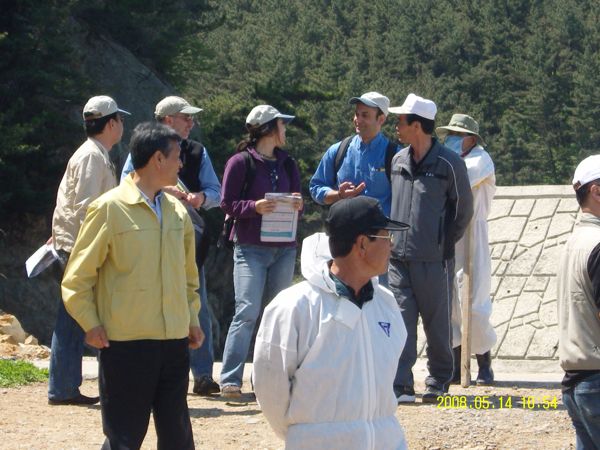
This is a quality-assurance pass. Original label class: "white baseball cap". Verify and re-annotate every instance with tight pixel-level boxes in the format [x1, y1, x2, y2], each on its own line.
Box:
[349, 91, 390, 116]
[83, 95, 130, 120]
[155, 96, 202, 118]
[389, 93, 437, 120]
[246, 105, 294, 126]
[573, 155, 600, 190]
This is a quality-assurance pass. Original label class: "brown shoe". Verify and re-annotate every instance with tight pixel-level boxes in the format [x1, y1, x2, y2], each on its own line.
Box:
[193, 376, 220, 396]
[221, 385, 242, 399]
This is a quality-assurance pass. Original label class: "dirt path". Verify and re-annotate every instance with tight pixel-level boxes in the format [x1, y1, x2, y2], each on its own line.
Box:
[0, 378, 574, 450]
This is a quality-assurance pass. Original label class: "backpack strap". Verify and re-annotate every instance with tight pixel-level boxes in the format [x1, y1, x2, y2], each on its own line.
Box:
[333, 136, 353, 186]
[384, 139, 397, 182]
[239, 150, 256, 199]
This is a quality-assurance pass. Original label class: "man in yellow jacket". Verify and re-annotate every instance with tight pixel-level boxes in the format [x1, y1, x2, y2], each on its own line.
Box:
[62, 122, 203, 449]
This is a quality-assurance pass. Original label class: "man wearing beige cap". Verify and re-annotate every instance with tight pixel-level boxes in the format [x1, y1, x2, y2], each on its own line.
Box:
[309, 91, 399, 217]
[436, 114, 497, 386]
[388, 94, 473, 403]
[121, 95, 222, 396]
[48, 95, 130, 405]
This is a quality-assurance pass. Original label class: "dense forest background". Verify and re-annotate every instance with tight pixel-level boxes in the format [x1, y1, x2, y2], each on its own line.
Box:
[2, 0, 599, 346]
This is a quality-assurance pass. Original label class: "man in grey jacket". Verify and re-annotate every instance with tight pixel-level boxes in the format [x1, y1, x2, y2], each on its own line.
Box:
[558, 155, 600, 449]
[388, 94, 473, 403]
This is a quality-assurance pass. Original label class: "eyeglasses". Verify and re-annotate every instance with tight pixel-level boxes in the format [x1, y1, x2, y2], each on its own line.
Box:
[366, 232, 394, 243]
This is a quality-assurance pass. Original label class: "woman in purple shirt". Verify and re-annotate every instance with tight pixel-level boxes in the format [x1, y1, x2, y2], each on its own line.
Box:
[219, 105, 303, 398]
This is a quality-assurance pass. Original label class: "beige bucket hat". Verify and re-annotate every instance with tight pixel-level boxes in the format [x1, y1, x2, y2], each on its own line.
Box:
[436, 113, 485, 146]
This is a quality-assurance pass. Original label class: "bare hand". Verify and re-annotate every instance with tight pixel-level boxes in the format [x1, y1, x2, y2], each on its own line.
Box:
[255, 198, 277, 215]
[291, 193, 303, 211]
[46, 236, 53, 245]
[338, 181, 366, 199]
[85, 326, 110, 349]
[188, 326, 205, 349]
[186, 192, 205, 209]
[163, 185, 187, 201]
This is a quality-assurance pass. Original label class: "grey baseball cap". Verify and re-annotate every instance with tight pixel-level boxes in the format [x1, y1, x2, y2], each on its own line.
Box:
[349, 91, 390, 116]
[155, 96, 202, 118]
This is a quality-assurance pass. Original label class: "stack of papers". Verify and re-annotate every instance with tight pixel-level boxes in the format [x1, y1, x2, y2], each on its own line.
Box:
[260, 193, 301, 242]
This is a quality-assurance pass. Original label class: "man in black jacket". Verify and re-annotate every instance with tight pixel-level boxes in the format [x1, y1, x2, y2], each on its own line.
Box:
[388, 94, 473, 403]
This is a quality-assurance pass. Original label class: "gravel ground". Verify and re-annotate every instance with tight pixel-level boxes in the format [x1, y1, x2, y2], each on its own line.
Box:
[0, 377, 575, 450]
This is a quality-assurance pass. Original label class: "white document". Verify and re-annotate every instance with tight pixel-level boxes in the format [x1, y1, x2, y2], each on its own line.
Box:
[260, 193, 301, 242]
[25, 243, 59, 278]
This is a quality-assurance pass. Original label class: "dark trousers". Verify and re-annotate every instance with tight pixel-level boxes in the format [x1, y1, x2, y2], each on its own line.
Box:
[99, 338, 194, 450]
[389, 259, 455, 391]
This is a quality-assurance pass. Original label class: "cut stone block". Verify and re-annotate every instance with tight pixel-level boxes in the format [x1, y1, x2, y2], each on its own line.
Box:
[513, 292, 542, 318]
[547, 213, 577, 239]
[544, 279, 558, 303]
[505, 245, 542, 276]
[490, 276, 501, 297]
[491, 244, 504, 259]
[527, 326, 559, 359]
[488, 199, 514, 220]
[501, 242, 517, 261]
[519, 218, 551, 248]
[497, 323, 535, 358]
[511, 199, 535, 216]
[530, 198, 559, 221]
[556, 198, 580, 213]
[539, 300, 558, 327]
[524, 276, 550, 292]
[489, 217, 527, 244]
[491, 323, 509, 358]
[495, 276, 527, 300]
[534, 245, 565, 276]
[490, 297, 517, 327]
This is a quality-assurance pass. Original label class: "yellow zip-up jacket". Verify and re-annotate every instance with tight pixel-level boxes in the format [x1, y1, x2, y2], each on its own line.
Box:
[62, 174, 200, 341]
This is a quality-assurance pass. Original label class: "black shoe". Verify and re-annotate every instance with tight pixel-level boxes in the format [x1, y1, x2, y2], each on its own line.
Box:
[48, 394, 99, 406]
[476, 352, 494, 386]
[394, 385, 416, 403]
[193, 375, 220, 396]
[422, 386, 447, 404]
[451, 346, 461, 384]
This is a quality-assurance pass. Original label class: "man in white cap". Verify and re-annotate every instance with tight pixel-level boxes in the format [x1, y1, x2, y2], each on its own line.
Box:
[48, 95, 130, 405]
[558, 155, 600, 449]
[388, 94, 473, 403]
[121, 95, 222, 396]
[436, 114, 497, 386]
[309, 91, 399, 217]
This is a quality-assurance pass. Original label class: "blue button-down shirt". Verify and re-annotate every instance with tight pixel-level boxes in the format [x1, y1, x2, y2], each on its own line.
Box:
[309, 132, 398, 216]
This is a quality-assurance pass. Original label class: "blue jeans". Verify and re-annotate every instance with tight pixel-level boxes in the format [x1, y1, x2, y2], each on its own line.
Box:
[189, 266, 214, 379]
[48, 275, 85, 400]
[563, 372, 600, 449]
[220, 244, 296, 388]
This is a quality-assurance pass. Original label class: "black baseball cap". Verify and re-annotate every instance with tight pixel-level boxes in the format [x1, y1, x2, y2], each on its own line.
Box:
[326, 196, 408, 240]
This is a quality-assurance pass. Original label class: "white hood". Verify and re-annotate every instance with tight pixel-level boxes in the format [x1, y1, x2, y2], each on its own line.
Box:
[300, 232, 381, 293]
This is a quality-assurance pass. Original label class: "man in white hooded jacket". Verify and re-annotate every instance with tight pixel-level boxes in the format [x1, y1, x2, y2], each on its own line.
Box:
[253, 196, 408, 450]
[436, 114, 497, 385]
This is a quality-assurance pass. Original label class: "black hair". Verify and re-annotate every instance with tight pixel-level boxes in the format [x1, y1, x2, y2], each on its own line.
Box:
[235, 118, 279, 153]
[328, 228, 380, 258]
[83, 112, 118, 137]
[406, 113, 435, 135]
[575, 180, 600, 206]
[129, 122, 181, 170]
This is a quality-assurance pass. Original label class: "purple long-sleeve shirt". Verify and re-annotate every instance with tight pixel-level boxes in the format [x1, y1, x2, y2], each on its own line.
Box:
[221, 147, 302, 247]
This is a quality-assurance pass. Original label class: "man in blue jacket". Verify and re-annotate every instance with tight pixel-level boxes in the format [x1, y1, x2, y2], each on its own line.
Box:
[309, 91, 398, 216]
